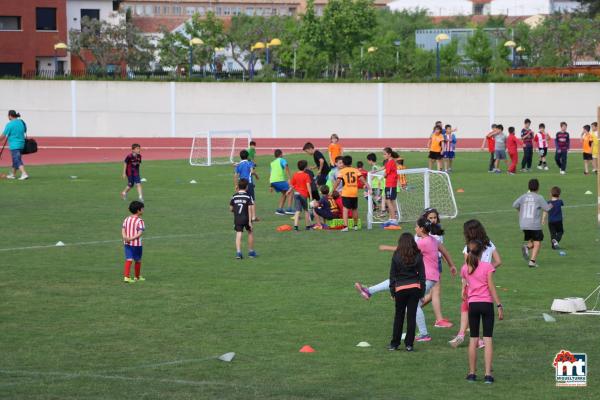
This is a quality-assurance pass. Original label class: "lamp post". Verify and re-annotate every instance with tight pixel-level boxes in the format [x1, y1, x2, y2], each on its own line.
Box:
[393, 40, 401, 66]
[266, 38, 281, 65]
[53, 42, 68, 76]
[213, 47, 224, 79]
[250, 41, 265, 80]
[292, 43, 298, 78]
[516, 45, 525, 68]
[504, 40, 516, 69]
[435, 33, 449, 80]
[188, 37, 204, 78]
[366, 46, 377, 80]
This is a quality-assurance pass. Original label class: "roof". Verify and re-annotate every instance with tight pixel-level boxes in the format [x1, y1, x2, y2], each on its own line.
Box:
[431, 14, 531, 26]
[123, 0, 391, 5]
[131, 16, 189, 33]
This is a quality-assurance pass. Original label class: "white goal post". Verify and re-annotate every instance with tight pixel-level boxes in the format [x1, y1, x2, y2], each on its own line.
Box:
[367, 168, 458, 229]
[189, 130, 252, 166]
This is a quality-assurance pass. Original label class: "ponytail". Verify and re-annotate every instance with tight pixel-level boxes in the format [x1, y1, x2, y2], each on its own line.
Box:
[467, 239, 483, 274]
[8, 110, 20, 118]
[416, 216, 432, 234]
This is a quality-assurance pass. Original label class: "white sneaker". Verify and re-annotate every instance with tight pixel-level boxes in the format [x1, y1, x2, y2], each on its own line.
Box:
[537, 166, 543, 170]
[560, 170, 565, 175]
[341, 227, 349, 232]
[353, 226, 359, 231]
[544, 166, 549, 171]
[6, 174, 15, 180]
[18, 174, 29, 180]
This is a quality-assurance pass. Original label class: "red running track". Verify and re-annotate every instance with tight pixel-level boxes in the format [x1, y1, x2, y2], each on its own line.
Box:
[0, 137, 572, 166]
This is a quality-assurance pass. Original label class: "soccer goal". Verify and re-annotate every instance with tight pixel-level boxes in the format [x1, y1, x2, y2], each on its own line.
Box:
[367, 168, 458, 229]
[189, 130, 252, 166]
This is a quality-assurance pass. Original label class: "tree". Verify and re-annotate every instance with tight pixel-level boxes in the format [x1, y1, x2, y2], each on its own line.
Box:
[439, 39, 461, 77]
[578, 0, 600, 16]
[465, 27, 493, 75]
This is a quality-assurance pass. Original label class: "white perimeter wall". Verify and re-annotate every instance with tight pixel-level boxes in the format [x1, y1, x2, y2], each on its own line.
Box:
[0, 80, 599, 138]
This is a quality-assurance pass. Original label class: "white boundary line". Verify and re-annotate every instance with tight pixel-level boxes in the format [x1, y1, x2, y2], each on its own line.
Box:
[459, 203, 595, 216]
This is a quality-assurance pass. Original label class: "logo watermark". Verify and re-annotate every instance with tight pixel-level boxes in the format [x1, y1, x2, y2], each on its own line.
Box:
[553, 350, 587, 387]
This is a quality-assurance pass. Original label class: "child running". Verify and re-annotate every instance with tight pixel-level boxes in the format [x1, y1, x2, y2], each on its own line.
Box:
[328, 134, 343, 165]
[388, 233, 426, 352]
[121, 144, 143, 202]
[230, 179, 257, 259]
[122, 200, 145, 283]
[545, 186, 564, 250]
[270, 149, 293, 215]
[462, 239, 503, 384]
[449, 219, 502, 348]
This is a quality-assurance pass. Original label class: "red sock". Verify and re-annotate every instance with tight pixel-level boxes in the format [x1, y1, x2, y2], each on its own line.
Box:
[134, 262, 141, 278]
[124, 260, 132, 278]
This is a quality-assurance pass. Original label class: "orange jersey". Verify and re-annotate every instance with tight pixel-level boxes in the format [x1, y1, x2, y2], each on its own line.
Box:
[339, 167, 360, 198]
[397, 164, 407, 188]
[582, 132, 593, 154]
[328, 143, 342, 163]
[430, 133, 444, 152]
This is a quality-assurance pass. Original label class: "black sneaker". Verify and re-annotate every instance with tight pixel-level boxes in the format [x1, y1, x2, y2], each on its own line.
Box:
[388, 344, 399, 351]
[405, 345, 414, 352]
[484, 375, 494, 384]
[275, 209, 286, 216]
[466, 374, 477, 382]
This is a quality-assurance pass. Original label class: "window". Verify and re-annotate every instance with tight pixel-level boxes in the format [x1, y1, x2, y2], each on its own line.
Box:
[224, 7, 231, 16]
[264, 8, 271, 16]
[197, 7, 205, 15]
[246, 7, 254, 16]
[163, 6, 170, 15]
[215, 7, 222, 16]
[256, 8, 263, 16]
[233, 7, 241, 16]
[154, 6, 161, 15]
[36, 8, 57, 30]
[173, 6, 182, 15]
[0, 16, 21, 30]
[81, 9, 100, 21]
[473, 4, 484, 15]
[145, 5, 153, 15]
[186, 7, 195, 15]
[112, 1, 121, 12]
[135, 5, 143, 15]
[0, 63, 22, 77]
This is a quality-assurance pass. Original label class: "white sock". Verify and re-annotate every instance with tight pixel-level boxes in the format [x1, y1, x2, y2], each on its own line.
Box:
[368, 279, 390, 295]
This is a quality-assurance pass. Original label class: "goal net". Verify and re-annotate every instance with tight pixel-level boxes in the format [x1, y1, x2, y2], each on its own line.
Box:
[189, 130, 252, 166]
[367, 168, 458, 229]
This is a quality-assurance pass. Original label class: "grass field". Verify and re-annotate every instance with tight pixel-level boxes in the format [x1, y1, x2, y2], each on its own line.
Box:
[1, 151, 599, 399]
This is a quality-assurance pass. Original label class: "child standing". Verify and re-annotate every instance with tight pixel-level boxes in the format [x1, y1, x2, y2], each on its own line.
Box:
[489, 124, 508, 173]
[591, 122, 599, 173]
[462, 240, 503, 384]
[545, 186, 564, 250]
[328, 134, 343, 166]
[335, 155, 368, 232]
[230, 179, 257, 259]
[427, 126, 444, 171]
[534, 123, 550, 170]
[481, 124, 496, 172]
[382, 147, 398, 225]
[512, 178, 553, 268]
[388, 233, 426, 352]
[269, 149, 293, 215]
[366, 153, 384, 213]
[520, 118, 534, 171]
[554, 122, 570, 175]
[302, 142, 331, 186]
[235, 150, 259, 222]
[121, 144, 143, 202]
[122, 201, 145, 283]
[581, 125, 594, 175]
[287, 160, 313, 231]
[507, 127, 519, 175]
[247, 141, 257, 163]
[442, 124, 457, 172]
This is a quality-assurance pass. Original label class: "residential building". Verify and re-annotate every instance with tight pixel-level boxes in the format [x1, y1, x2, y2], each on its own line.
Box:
[0, 0, 68, 76]
[389, 0, 582, 16]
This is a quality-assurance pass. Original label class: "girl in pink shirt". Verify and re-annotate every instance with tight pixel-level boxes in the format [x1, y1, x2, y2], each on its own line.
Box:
[461, 240, 504, 384]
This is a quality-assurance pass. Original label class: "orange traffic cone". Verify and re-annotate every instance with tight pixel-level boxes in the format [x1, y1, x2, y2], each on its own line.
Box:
[299, 345, 315, 353]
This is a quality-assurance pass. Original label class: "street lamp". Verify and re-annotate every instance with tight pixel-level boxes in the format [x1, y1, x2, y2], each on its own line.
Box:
[435, 33, 449, 80]
[504, 40, 516, 69]
[516, 46, 525, 67]
[54, 42, 68, 76]
[393, 40, 401, 66]
[189, 37, 204, 78]
[250, 41, 265, 80]
[213, 47, 224, 79]
[266, 38, 281, 65]
[292, 42, 298, 78]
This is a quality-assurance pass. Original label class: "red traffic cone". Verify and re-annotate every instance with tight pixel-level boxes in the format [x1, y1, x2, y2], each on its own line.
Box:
[457, 188, 465, 193]
[299, 345, 315, 353]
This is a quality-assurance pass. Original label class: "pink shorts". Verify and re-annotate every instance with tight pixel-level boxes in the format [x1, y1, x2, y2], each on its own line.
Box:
[461, 298, 469, 313]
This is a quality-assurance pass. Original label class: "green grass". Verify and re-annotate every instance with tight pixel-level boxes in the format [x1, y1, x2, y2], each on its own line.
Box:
[1, 152, 599, 399]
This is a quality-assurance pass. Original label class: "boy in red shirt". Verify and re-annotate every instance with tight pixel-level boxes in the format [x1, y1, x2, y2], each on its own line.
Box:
[382, 147, 398, 225]
[507, 126, 519, 175]
[287, 160, 313, 231]
[481, 124, 496, 172]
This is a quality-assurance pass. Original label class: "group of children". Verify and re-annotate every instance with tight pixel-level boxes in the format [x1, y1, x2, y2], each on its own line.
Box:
[483, 119, 599, 175]
[427, 121, 457, 172]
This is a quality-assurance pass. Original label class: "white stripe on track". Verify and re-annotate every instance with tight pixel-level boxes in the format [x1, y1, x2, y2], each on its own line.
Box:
[459, 203, 595, 216]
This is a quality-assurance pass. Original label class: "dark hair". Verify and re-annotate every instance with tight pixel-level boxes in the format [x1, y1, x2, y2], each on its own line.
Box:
[8, 110, 20, 118]
[129, 200, 144, 214]
[496, 124, 504, 131]
[396, 158, 404, 166]
[240, 150, 249, 160]
[335, 156, 344, 163]
[416, 216, 432, 234]
[302, 142, 314, 151]
[560, 121, 567, 127]
[320, 185, 330, 195]
[466, 239, 483, 274]
[342, 155, 352, 166]
[390, 151, 399, 159]
[551, 186, 561, 197]
[463, 219, 491, 249]
[445, 124, 451, 129]
[131, 143, 141, 150]
[539, 123, 545, 129]
[383, 147, 393, 155]
[274, 149, 283, 158]
[508, 127, 515, 134]
[249, 140, 256, 146]
[524, 118, 531, 124]
[528, 178, 539, 192]
[422, 208, 444, 235]
[491, 124, 497, 129]
[356, 161, 364, 168]
[433, 126, 442, 133]
[367, 153, 377, 162]
[395, 232, 421, 265]
[330, 133, 339, 140]
[331, 190, 340, 199]
[583, 125, 590, 132]
[238, 178, 248, 190]
[592, 122, 598, 127]
[297, 160, 308, 170]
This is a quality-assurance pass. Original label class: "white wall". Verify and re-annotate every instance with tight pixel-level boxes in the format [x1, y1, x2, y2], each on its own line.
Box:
[0, 80, 598, 138]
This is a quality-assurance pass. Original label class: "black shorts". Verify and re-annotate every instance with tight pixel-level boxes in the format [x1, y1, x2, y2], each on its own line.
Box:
[315, 208, 335, 221]
[523, 229, 544, 242]
[385, 187, 397, 200]
[428, 151, 443, 160]
[316, 174, 327, 186]
[342, 196, 358, 210]
[234, 223, 252, 232]
[583, 152, 593, 160]
[538, 147, 548, 157]
[468, 302, 495, 338]
[246, 182, 255, 200]
[294, 194, 308, 211]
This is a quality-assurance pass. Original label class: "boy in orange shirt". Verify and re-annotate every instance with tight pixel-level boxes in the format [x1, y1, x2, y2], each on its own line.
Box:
[328, 133, 343, 165]
[582, 124, 594, 175]
[286, 160, 313, 231]
[427, 126, 444, 171]
[335, 155, 369, 232]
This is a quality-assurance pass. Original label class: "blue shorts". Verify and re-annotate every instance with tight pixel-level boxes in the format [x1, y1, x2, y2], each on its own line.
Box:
[271, 181, 289, 193]
[124, 245, 143, 261]
[11, 149, 23, 169]
[246, 182, 255, 200]
[443, 151, 455, 159]
[128, 175, 141, 187]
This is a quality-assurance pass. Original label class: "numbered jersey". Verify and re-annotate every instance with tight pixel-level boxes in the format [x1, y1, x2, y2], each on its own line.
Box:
[230, 191, 254, 225]
[340, 167, 360, 198]
[512, 192, 552, 231]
